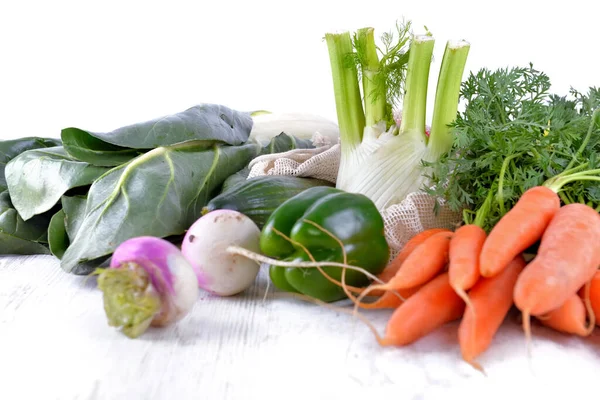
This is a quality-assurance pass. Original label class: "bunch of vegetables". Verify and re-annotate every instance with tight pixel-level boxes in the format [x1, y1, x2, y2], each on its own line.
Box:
[225, 23, 600, 370]
[1, 105, 258, 269]
[2, 16, 600, 372]
[305, 45, 600, 370]
[0, 104, 324, 269]
[346, 190, 600, 372]
[0, 103, 342, 337]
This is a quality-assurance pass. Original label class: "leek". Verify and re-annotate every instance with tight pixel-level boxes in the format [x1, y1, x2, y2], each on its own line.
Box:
[324, 24, 470, 209]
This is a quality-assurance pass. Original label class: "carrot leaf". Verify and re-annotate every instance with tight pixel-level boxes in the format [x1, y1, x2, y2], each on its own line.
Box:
[422, 64, 600, 231]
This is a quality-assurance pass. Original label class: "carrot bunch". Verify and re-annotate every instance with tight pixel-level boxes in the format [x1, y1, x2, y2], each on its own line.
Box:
[355, 186, 600, 371]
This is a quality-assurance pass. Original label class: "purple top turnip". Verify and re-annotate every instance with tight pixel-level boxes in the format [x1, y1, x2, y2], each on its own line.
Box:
[97, 236, 199, 338]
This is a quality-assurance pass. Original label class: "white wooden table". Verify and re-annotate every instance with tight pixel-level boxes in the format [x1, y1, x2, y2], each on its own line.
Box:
[1, 255, 599, 400]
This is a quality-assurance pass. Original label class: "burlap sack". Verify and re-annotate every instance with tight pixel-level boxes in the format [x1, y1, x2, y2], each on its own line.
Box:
[247, 136, 461, 261]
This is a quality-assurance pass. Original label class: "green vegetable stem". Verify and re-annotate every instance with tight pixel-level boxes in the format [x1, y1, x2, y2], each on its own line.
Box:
[325, 21, 470, 210]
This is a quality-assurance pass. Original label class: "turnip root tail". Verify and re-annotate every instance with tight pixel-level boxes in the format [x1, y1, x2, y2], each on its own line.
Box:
[225, 247, 384, 283]
[262, 275, 271, 303]
[350, 283, 406, 319]
[298, 221, 358, 337]
[300, 220, 354, 303]
[228, 235, 393, 347]
[299, 220, 405, 315]
[271, 224, 353, 303]
[272, 224, 356, 338]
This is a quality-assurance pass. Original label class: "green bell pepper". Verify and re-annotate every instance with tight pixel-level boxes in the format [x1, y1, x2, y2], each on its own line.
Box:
[259, 186, 389, 302]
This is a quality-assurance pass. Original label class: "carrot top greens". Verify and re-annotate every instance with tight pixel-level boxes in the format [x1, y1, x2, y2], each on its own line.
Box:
[424, 64, 600, 231]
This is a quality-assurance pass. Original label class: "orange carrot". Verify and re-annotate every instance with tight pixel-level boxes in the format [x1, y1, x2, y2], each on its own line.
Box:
[449, 224, 486, 305]
[346, 229, 451, 305]
[378, 228, 451, 283]
[383, 231, 453, 289]
[513, 203, 600, 341]
[480, 186, 561, 278]
[350, 230, 453, 312]
[538, 294, 591, 336]
[458, 255, 526, 370]
[378, 272, 465, 346]
[584, 271, 600, 326]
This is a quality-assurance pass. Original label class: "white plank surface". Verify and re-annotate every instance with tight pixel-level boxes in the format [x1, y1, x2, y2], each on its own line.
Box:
[1, 255, 599, 400]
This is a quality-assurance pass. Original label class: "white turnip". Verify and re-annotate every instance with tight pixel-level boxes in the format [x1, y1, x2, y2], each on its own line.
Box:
[182, 209, 261, 296]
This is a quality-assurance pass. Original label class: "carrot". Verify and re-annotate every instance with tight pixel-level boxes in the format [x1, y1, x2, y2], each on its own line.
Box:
[583, 271, 600, 326]
[378, 272, 465, 346]
[349, 230, 453, 313]
[296, 226, 448, 298]
[347, 229, 451, 308]
[479, 186, 561, 278]
[513, 203, 600, 343]
[458, 254, 526, 371]
[378, 228, 451, 283]
[538, 294, 592, 336]
[449, 224, 486, 306]
[383, 231, 453, 289]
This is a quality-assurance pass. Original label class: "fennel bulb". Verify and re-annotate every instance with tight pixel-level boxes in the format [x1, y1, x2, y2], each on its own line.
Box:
[325, 23, 470, 210]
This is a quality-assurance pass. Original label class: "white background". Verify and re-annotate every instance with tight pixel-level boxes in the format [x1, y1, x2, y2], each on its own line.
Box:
[1, 0, 599, 141]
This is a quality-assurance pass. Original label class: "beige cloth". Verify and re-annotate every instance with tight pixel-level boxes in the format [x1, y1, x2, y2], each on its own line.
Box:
[247, 140, 461, 261]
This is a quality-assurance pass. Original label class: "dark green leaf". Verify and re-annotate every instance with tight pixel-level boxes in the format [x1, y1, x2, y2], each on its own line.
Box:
[60, 141, 260, 274]
[221, 133, 314, 193]
[5, 146, 109, 220]
[61, 104, 254, 166]
[259, 132, 314, 155]
[62, 195, 87, 241]
[0, 233, 50, 255]
[0, 191, 52, 255]
[48, 209, 69, 259]
[0, 137, 61, 192]
[59, 132, 143, 168]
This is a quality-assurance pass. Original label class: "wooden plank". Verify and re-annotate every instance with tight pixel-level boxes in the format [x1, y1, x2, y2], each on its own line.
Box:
[1, 256, 599, 399]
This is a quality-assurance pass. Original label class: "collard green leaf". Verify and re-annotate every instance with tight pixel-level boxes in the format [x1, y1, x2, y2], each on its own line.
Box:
[0, 233, 50, 255]
[48, 209, 69, 259]
[61, 104, 254, 166]
[59, 133, 142, 168]
[60, 141, 260, 274]
[62, 195, 87, 241]
[5, 146, 109, 220]
[260, 132, 314, 155]
[0, 137, 61, 192]
[0, 191, 51, 255]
